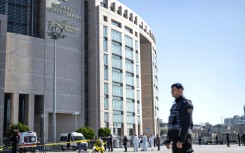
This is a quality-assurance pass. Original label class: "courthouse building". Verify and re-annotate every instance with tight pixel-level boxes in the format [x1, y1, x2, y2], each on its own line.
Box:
[0, 0, 159, 142]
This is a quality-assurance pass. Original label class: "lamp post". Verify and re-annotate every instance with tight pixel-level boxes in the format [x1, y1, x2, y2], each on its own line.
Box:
[48, 21, 66, 142]
[73, 112, 80, 130]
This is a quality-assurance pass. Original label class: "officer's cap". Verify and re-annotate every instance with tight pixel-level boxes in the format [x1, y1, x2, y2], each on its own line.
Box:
[171, 83, 184, 90]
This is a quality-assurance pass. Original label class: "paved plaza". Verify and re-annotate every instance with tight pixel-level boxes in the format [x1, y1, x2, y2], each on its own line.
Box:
[47, 144, 245, 153]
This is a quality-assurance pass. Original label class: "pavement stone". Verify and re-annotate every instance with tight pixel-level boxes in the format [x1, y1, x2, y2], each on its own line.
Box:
[45, 144, 245, 153]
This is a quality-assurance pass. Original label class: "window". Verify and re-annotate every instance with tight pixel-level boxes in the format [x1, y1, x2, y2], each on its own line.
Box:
[126, 86, 134, 99]
[103, 16, 108, 22]
[127, 114, 135, 124]
[104, 83, 109, 95]
[112, 69, 123, 83]
[111, 20, 121, 28]
[113, 112, 123, 123]
[112, 82, 123, 97]
[104, 112, 109, 122]
[125, 60, 134, 73]
[125, 47, 134, 60]
[136, 77, 140, 88]
[111, 41, 122, 55]
[104, 66, 108, 80]
[135, 40, 139, 51]
[104, 96, 109, 110]
[126, 73, 134, 86]
[136, 65, 139, 76]
[137, 90, 140, 101]
[113, 97, 123, 111]
[126, 100, 135, 112]
[101, 0, 108, 8]
[103, 26, 108, 52]
[104, 54, 108, 65]
[125, 35, 133, 48]
[125, 26, 133, 34]
[137, 103, 140, 114]
[135, 51, 139, 63]
[112, 55, 122, 69]
[111, 29, 122, 42]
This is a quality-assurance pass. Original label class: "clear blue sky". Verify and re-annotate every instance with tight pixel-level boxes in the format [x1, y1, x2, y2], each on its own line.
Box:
[119, 0, 245, 125]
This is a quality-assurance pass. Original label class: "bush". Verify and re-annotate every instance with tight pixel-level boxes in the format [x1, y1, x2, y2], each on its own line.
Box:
[98, 127, 111, 137]
[76, 127, 96, 139]
[10, 122, 30, 133]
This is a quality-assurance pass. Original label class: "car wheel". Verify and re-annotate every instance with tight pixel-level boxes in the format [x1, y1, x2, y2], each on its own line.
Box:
[72, 146, 76, 151]
[62, 147, 65, 151]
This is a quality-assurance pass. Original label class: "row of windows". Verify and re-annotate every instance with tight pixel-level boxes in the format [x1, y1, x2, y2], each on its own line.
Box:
[104, 113, 138, 124]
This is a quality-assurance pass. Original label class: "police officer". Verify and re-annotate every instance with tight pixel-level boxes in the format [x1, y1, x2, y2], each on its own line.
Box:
[165, 83, 193, 153]
[11, 126, 20, 153]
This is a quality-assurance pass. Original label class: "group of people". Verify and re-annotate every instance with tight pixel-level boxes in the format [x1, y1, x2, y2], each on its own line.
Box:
[131, 134, 161, 152]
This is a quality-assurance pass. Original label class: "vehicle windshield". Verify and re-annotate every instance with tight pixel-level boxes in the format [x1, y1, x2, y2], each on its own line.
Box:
[73, 136, 85, 141]
[60, 136, 67, 142]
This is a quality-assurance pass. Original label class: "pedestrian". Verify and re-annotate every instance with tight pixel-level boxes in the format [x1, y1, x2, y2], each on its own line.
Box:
[226, 133, 230, 147]
[165, 83, 194, 153]
[133, 135, 140, 151]
[105, 137, 111, 151]
[198, 136, 202, 146]
[237, 133, 241, 146]
[155, 134, 160, 151]
[123, 136, 128, 152]
[11, 126, 20, 153]
[109, 135, 113, 151]
[139, 135, 143, 151]
[149, 134, 155, 151]
[215, 135, 218, 145]
[142, 134, 147, 151]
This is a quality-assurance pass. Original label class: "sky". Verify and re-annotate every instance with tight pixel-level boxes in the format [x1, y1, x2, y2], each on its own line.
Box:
[119, 0, 245, 125]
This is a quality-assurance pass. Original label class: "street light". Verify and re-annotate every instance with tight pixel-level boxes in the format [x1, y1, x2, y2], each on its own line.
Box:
[48, 21, 66, 142]
[73, 112, 80, 130]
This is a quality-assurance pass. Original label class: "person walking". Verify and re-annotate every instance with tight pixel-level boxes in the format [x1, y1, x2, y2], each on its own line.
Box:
[149, 134, 155, 151]
[123, 136, 128, 152]
[165, 83, 194, 153]
[198, 136, 202, 146]
[139, 135, 143, 151]
[11, 127, 20, 153]
[133, 135, 140, 151]
[108, 135, 113, 151]
[237, 133, 241, 146]
[155, 134, 160, 151]
[215, 135, 218, 145]
[142, 134, 147, 151]
[226, 133, 230, 147]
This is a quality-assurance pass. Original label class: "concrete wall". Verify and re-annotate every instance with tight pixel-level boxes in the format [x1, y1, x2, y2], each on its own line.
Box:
[0, 14, 7, 143]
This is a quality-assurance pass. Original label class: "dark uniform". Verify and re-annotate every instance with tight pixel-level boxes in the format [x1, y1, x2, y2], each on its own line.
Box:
[166, 95, 194, 153]
[11, 131, 20, 153]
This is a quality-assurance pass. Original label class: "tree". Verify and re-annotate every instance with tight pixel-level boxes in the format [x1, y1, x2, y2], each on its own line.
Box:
[76, 127, 96, 139]
[9, 122, 30, 133]
[98, 127, 111, 137]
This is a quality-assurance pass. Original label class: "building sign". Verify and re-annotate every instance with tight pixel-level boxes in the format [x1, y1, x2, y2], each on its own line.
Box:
[48, 2, 81, 20]
[48, 20, 80, 33]
[47, 0, 81, 33]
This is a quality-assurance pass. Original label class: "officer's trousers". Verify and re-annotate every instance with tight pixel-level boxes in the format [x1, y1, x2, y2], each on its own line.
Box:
[172, 138, 193, 153]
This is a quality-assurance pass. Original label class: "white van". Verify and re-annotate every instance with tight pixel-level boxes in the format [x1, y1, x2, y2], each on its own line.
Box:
[60, 132, 87, 151]
[19, 131, 37, 153]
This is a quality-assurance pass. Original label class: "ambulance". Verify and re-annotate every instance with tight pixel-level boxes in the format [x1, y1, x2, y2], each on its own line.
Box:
[19, 131, 37, 152]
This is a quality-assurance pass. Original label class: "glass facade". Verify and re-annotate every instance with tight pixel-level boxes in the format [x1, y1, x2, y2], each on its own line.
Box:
[112, 82, 123, 97]
[0, 0, 39, 37]
[112, 55, 122, 69]
[3, 93, 12, 137]
[112, 69, 122, 83]
[111, 41, 122, 55]
[113, 97, 123, 111]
